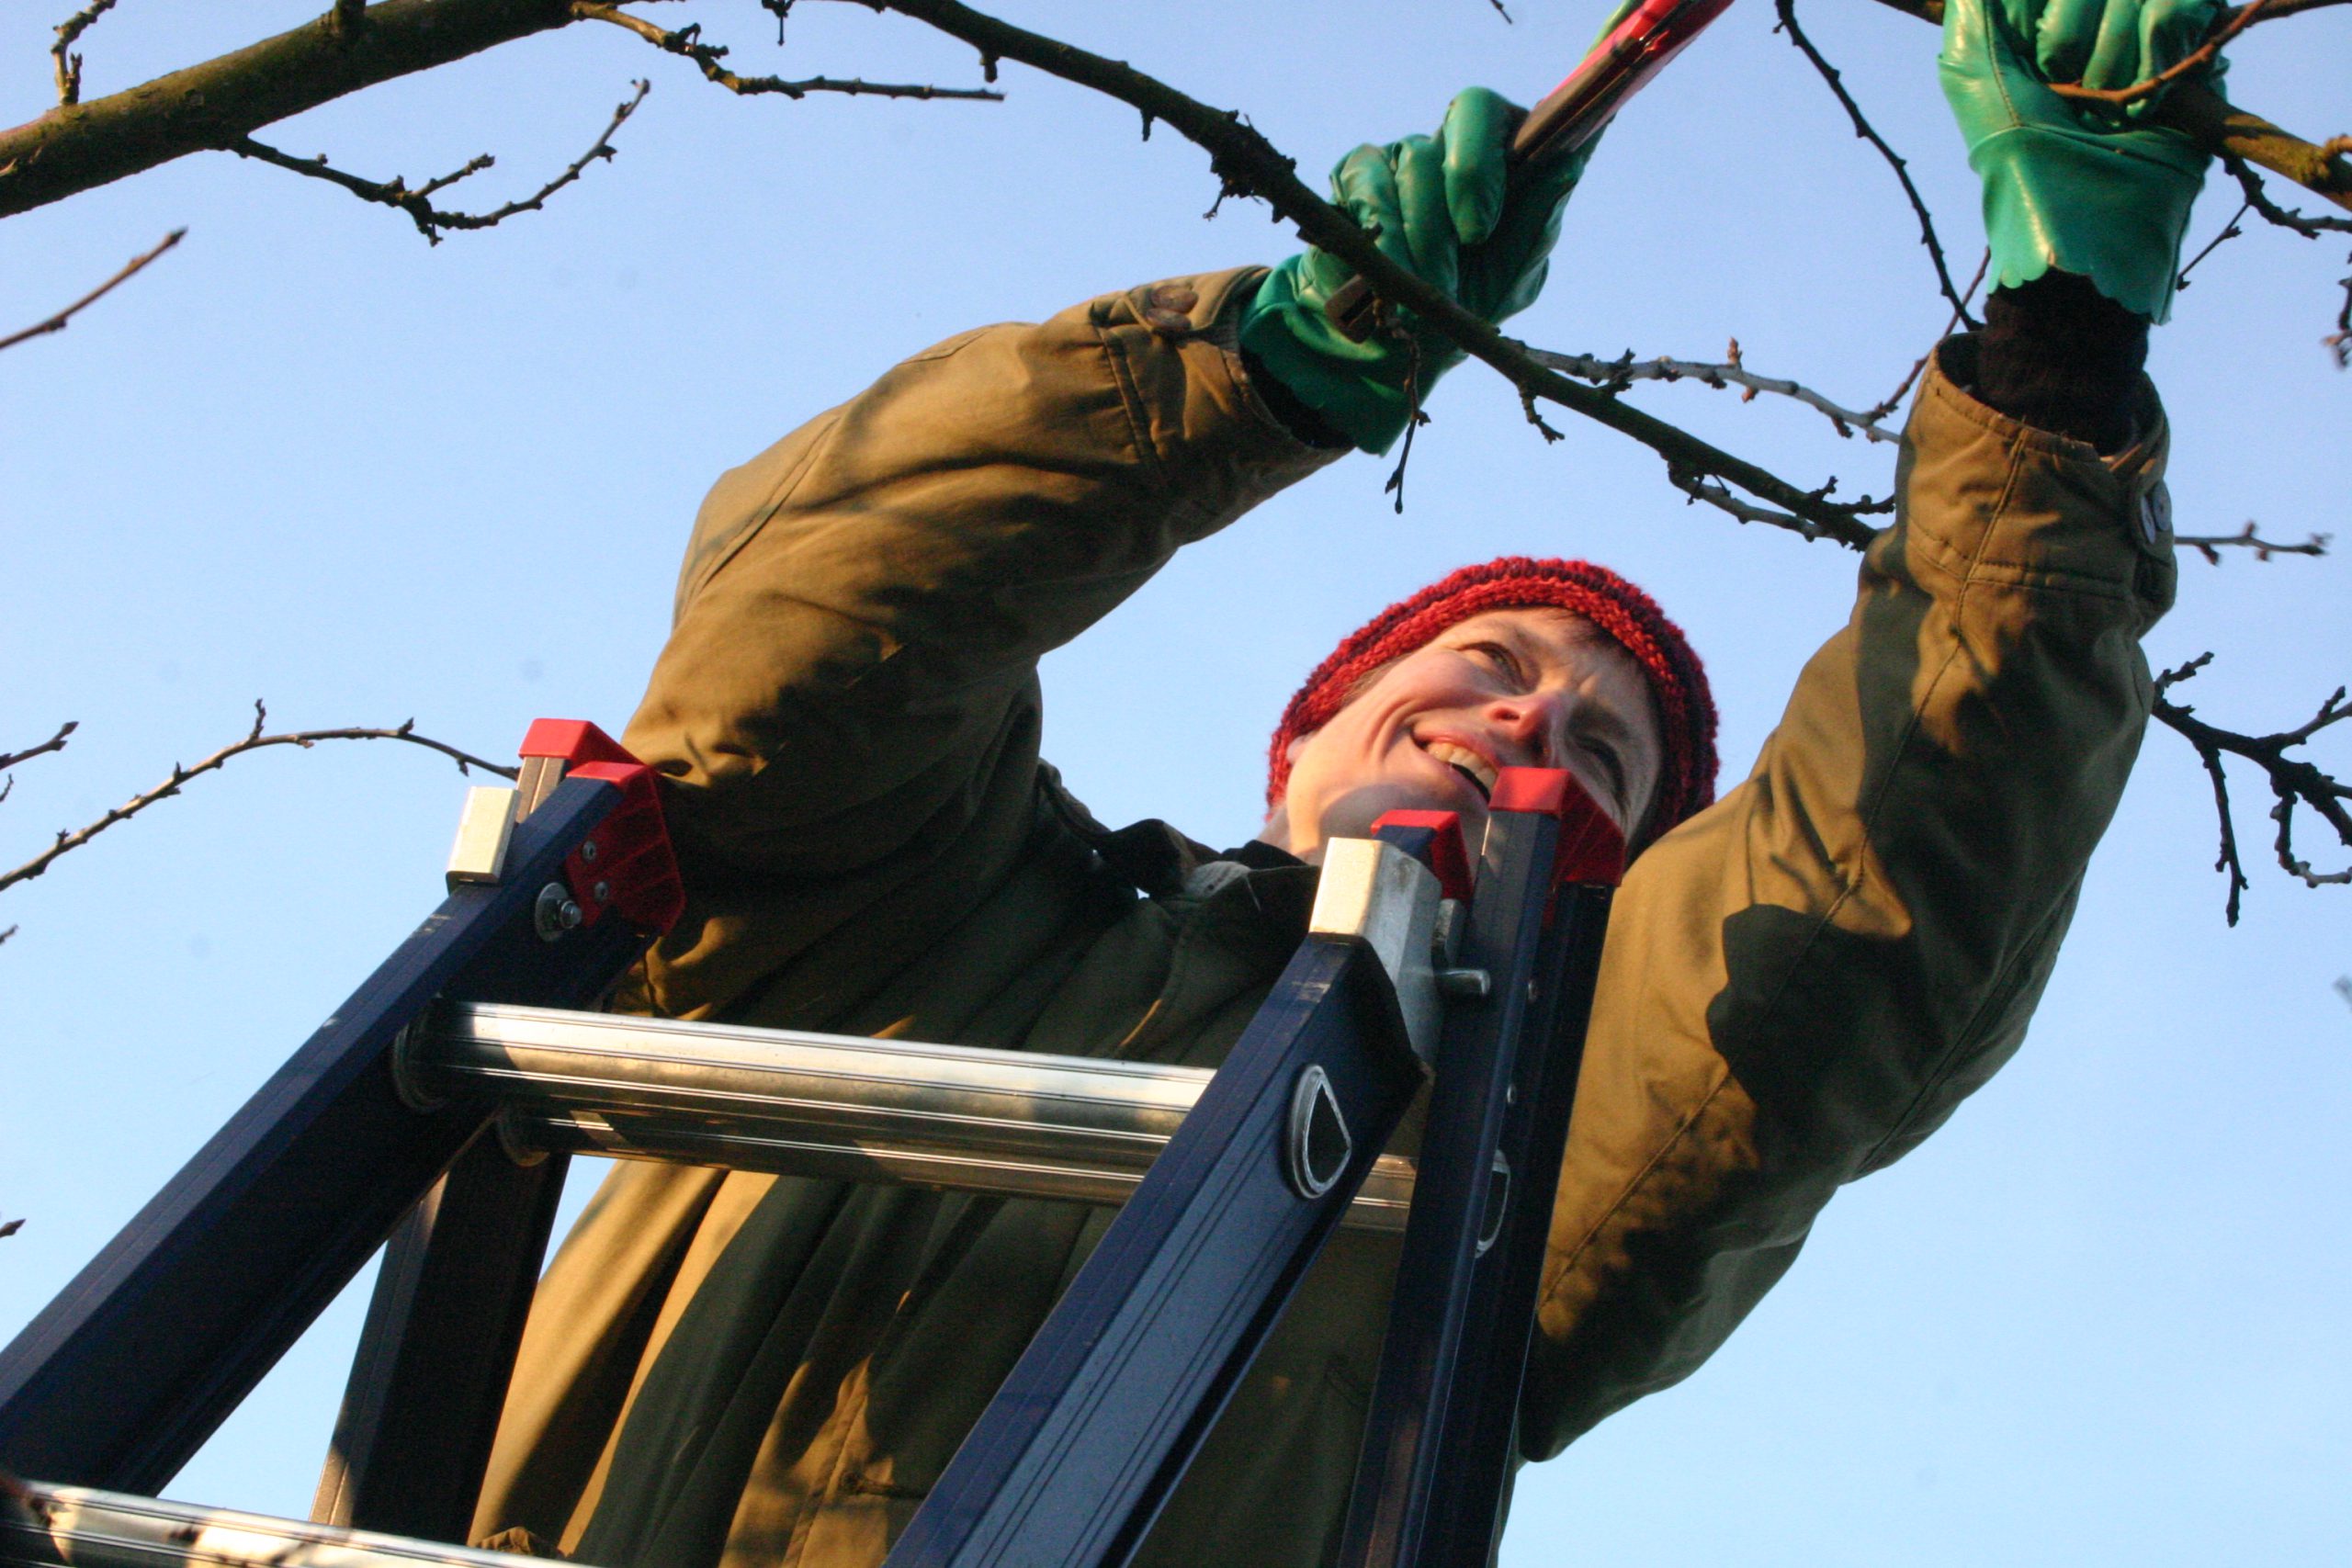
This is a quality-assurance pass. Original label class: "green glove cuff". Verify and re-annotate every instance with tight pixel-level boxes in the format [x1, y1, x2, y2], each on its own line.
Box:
[1967, 121, 2206, 321]
[1238, 256, 1467, 456]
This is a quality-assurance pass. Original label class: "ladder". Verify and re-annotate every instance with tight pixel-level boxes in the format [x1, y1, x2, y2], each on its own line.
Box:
[0, 718, 1623, 1568]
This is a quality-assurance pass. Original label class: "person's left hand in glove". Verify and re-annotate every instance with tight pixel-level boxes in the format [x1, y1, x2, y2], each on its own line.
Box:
[1238, 86, 1597, 456]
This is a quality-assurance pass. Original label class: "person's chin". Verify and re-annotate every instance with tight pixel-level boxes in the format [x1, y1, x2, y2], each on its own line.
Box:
[1314, 776, 1485, 848]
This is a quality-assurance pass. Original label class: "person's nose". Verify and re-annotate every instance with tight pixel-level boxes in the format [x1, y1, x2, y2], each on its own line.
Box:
[1482, 692, 1566, 769]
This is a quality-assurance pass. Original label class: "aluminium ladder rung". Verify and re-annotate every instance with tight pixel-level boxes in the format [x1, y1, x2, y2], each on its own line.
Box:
[0, 1482, 550, 1568]
[401, 1002, 1417, 1231]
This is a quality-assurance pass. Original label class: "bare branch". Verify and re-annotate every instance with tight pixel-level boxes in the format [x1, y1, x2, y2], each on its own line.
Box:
[2153, 654, 2352, 924]
[2047, 0, 2272, 108]
[2173, 522, 2331, 564]
[0, 228, 183, 354]
[0, 722, 78, 774]
[231, 80, 648, 243]
[51, 0, 122, 107]
[2225, 153, 2352, 237]
[1, 0, 584, 221]
[2174, 198, 2250, 291]
[874, 0, 1882, 547]
[1865, 248, 1991, 424]
[0, 1216, 19, 1236]
[2330, 251, 2352, 368]
[2227, 0, 2351, 21]
[574, 4, 1003, 100]
[1775, 0, 1977, 326]
[0, 702, 517, 900]
[1532, 339, 1902, 444]
[1664, 463, 1893, 540]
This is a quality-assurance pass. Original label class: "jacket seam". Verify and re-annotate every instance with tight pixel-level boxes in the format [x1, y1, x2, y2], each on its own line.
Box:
[1819, 436, 2037, 1163]
[1539, 1061, 1735, 1314]
[1857, 875, 2077, 1170]
[681, 408, 848, 615]
[1091, 318, 1174, 496]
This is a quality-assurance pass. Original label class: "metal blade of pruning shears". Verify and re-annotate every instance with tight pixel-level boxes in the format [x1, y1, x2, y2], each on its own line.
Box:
[1326, 0, 1738, 336]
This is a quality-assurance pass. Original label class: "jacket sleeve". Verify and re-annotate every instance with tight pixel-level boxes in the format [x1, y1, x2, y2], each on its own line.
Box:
[619, 269, 1338, 1021]
[1520, 334, 2179, 1455]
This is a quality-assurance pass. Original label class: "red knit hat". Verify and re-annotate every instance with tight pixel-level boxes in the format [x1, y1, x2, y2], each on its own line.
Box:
[1266, 557, 1719, 846]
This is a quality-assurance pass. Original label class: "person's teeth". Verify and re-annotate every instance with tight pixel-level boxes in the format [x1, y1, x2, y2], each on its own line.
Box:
[1423, 740, 1498, 795]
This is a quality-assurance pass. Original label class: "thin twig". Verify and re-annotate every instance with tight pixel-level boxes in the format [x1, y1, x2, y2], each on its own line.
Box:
[2175, 199, 2251, 290]
[1863, 248, 1991, 424]
[1775, 0, 1976, 327]
[1532, 339, 1902, 444]
[2172, 521, 2331, 564]
[232, 80, 649, 244]
[574, 4, 1002, 100]
[0, 229, 184, 354]
[0, 702, 517, 899]
[2225, 0, 2349, 20]
[2225, 152, 2352, 237]
[2328, 250, 2351, 367]
[2048, 0, 2271, 107]
[0, 722, 78, 774]
[2153, 654, 2352, 924]
[51, 0, 121, 107]
[874, 0, 1883, 547]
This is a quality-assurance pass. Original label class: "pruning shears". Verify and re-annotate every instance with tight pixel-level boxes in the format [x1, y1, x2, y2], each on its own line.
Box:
[1326, 0, 1738, 338]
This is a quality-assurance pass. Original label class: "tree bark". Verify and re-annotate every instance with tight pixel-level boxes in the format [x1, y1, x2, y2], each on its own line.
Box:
[0, 0, 578, 220]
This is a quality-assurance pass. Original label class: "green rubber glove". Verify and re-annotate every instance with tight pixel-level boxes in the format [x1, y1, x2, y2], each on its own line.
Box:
[1238, 86, 1593, 455]
[1939, 0, 2222, 321]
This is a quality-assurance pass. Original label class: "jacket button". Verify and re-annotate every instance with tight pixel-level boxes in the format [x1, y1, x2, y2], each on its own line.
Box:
[1144, 307, 1192, 337]
[1149, 284, 1198, 313]
[2138, 482, 2171, 546]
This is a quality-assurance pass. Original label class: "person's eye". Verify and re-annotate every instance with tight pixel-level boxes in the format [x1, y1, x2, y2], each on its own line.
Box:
[1465, 641, 1528, 686]
[1586, 739, 1625, 800]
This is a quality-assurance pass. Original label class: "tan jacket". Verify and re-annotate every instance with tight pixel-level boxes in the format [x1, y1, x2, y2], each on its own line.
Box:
[473, 266, 2177, 1568]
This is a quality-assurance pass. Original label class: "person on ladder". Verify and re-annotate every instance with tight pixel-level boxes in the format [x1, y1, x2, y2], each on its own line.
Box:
[473, 0, 2213, 1559]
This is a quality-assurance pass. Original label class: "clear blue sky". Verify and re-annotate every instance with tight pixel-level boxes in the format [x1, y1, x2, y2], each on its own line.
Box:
[3, 2, 2347, 1562]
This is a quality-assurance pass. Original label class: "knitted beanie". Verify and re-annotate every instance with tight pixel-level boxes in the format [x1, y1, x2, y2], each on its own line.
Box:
[1265, 557, 1719, 846]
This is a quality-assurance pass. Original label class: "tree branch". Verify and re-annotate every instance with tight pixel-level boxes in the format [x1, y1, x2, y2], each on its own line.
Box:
[0, 722, 78, 775]
[1531, 339, 1902, 443]
[2172, 522, 2330, 564]
[231, 79, 648, 243]
[1859, 246, 1990, 423]
[2045, 0, 2272, 108]
[51, 0, 122, 107]
[2153, 654, 2352, 924]
[574, 3, 1002, 99]
[1776, 0, 1977, 326]
[1, 0, 581, 220]
[2224, 153, 2352, 237]
[0, 703, 518, 900]
[0, 228, 183, 353]
[871, 0, 1883, 546]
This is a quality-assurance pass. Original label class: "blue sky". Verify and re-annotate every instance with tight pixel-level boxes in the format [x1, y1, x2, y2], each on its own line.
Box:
[3, 2, 2347, 1562]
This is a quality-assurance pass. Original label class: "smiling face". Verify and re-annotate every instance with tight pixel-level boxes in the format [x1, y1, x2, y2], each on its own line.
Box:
[1258, 607, 1664, 862]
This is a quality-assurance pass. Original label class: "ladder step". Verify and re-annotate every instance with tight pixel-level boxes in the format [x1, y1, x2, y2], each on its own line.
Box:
[2, 1483, 544, 1568]
[404, 1003, 1414, 1231]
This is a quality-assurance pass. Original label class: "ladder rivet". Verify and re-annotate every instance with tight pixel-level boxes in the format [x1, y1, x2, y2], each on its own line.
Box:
[594, 881, 612, 903]
[580, 839, 599, 863]
[535, 882, 583, 942]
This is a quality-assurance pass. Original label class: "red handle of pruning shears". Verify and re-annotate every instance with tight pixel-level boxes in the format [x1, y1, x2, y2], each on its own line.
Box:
[1325, 0, 1738, 339]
